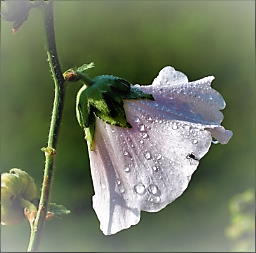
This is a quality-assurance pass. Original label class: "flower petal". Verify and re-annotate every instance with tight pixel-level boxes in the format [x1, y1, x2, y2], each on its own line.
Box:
[137, 75, 225, 125]
[88, 67, 232, 235]
[152, 66, 189, 87]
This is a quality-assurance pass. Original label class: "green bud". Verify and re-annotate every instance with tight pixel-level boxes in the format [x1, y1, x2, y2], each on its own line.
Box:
[1, 168, 37, 225]
[63, 62, 95, 84]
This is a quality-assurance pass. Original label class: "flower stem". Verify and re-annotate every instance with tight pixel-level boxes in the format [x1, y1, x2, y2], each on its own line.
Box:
[27, 1, 65, 251]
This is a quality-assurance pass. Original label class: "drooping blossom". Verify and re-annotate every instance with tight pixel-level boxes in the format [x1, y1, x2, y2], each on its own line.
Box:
[87, 66, 232, 235]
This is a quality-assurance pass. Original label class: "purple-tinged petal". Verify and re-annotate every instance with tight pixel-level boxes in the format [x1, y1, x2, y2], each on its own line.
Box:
[152, 66, 188, 86]
[88, 66, 232, 235]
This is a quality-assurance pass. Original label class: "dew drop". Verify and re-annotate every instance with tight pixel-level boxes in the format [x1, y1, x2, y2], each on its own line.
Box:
[192, 139, 198, 144]
[147, 116, 153, 122]
[142, 133, 148, 139]
[120, 188, 125, 193]
[190, 129, 197, 136]
[184, 125, 191, 131]
[135, 118, 140, 123]
[117, 179, 121, 185]
[134, 183, 146, 195]
[148, 184, 160, 195]
[154, 196, 161, 203]
[123, 150, 129, 156]
[172, 123, 178, 130]
[144, 151, 152, 160]
[149, 196, 161, 203]
[156, 154, 162, 160]
[139, 125, 146, 132]
[152, 166, 160, 172]
[124, 167, 130, 173]
[140, 140, 144, 144]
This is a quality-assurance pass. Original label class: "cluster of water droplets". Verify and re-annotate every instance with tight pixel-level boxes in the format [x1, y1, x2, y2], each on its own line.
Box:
[116, 179, 125, 194]
[134, 182, 161, 204]
[118, 111, 206, 203]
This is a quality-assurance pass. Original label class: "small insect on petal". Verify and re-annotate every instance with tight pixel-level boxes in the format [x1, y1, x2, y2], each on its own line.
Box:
[86, 66, 232, 235]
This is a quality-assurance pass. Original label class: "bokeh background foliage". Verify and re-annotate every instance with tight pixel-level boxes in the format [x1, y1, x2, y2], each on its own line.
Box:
[1, 0, 255, 252]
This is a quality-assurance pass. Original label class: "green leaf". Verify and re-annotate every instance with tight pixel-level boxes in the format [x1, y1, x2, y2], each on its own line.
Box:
[48, 203, 70, 218]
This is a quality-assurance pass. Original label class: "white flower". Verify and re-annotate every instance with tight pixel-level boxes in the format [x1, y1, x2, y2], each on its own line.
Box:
[88, 66, 233, 235]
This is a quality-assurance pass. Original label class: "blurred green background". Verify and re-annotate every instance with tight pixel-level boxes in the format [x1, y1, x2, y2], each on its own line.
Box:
[1, 0, 255, 252]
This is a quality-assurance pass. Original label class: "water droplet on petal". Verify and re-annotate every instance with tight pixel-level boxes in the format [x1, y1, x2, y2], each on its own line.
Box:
[117, 179, 121, 185]
[144, 151, 152, 160]
[139, 125, 146, 132]
[156, 154, 162, 160]
[184, 125, 191, 131]
[147, 116, 153, 122]
[142, 133, 148, 139]
[149, 196, 161, 203]
[152, 166, 160, 172]
[120, 188, 125, 193]
[123, 150, 129, 156]
[192, 139, 198, 144]
[135, 118, 140, 123]
[124, 167, 130, 173]
[134, 183, 146, 195]
[154, 196, 161, 203]
[148, 184, 160, 195]
[172, 123, 178, 130]
[190, 129, 197, 136]
[140, 140, 144, 144]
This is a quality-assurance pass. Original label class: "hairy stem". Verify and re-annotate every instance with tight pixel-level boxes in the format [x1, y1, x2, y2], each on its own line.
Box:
[27, 1, 65, 251]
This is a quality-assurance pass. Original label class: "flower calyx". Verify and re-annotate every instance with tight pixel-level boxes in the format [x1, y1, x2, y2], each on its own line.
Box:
[63, 63, 154, 150]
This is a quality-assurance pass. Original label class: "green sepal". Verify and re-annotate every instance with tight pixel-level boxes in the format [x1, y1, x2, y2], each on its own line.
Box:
[125, 86, 155, 101]
[84, 114, 96, 151]
[76, 85, 90, 128]
[76, 73, 154, 149]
